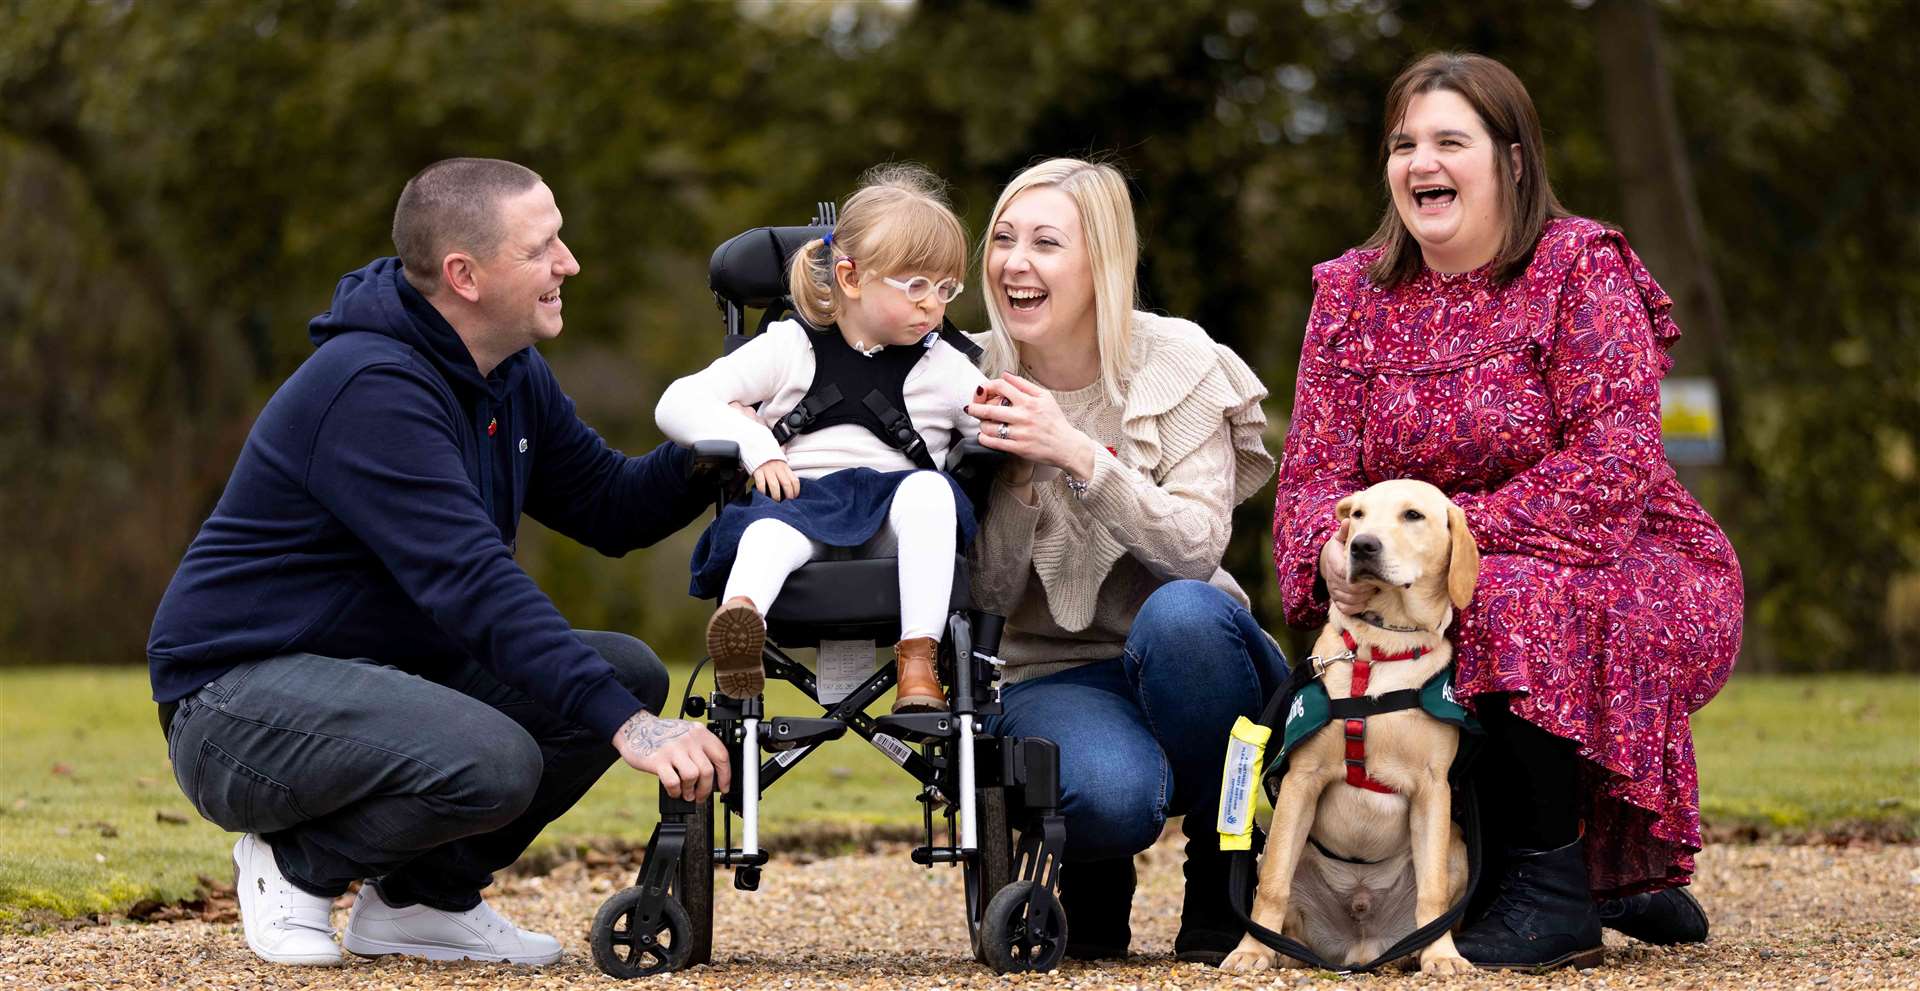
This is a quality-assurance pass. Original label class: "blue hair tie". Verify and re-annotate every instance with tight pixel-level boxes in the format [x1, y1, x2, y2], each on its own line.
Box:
[822, 231, 835, 248]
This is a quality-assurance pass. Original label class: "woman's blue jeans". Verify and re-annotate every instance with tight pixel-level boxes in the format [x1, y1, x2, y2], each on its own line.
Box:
[986, 580, 1289, 861]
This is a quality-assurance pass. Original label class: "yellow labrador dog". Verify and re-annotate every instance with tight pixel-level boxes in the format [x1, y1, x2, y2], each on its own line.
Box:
[1222, 479, 1479, 975]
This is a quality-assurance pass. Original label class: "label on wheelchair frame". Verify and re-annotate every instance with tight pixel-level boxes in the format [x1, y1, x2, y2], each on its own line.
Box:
[817, 639, 878, 705]
[773, 745, 812, 768]
[869, 732, 913, 767]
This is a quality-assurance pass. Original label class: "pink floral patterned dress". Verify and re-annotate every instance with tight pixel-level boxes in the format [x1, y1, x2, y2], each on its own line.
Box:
[1271, 216, 1743, 896]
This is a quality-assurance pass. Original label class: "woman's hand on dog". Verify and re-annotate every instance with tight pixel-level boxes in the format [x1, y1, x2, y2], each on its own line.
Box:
[752, 459, 800, 501]
[1320, 534, 1372, 616]
[613, 710, 732, 801]
[968, 374, 1100, 483]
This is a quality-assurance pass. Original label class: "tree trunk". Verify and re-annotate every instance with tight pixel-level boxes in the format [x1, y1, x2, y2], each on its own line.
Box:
[1592, 0, 1765, 664]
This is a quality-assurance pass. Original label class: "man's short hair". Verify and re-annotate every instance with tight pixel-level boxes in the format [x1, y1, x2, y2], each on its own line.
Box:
[392, 158, 543, 293]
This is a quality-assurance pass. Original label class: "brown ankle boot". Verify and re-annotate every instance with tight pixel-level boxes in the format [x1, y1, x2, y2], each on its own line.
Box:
[891, 637, 946, 714]
[706, 596, 766, 698]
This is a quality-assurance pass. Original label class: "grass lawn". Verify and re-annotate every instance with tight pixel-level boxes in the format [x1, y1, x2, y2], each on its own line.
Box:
[2, 665, 1915, 926]
[1691, 673, 1920, 835]
[0, 660, 914, 925]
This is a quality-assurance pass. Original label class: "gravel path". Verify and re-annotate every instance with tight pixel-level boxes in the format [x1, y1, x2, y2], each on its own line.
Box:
[4, 839, 1916, 990]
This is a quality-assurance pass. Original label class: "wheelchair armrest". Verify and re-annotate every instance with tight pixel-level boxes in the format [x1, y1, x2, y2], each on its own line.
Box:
[944, 436, 1006, 482]
[946, 436, 1007, 522]
[687, 440, 749, 501]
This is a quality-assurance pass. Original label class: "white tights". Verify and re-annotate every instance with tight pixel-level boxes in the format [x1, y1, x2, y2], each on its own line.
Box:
[721, 471, 957, 642]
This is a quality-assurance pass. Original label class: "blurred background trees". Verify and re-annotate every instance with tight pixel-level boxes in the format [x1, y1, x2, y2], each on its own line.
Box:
[2, 0, 1912, 672]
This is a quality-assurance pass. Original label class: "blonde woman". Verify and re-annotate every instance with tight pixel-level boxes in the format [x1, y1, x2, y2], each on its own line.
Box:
[965, 158, 1282, 963]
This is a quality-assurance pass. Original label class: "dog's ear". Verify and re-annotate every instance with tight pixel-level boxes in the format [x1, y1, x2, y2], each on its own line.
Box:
[1446, 503, 1480, 609]
[1334, 495, 1356, 543]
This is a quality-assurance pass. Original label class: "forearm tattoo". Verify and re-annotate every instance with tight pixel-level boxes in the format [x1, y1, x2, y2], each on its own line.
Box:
[619, 710, 692, 757]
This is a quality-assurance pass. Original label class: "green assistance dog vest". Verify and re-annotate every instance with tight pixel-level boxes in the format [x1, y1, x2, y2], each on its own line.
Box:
[1262, 671, 1479, 791]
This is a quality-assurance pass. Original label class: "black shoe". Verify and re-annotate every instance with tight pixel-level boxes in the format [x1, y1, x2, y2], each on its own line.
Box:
[1598, 887, 1708, 945]
[1173, 835, 1245, 965]
[1060, 858, 1134, 960]
[1455, 839, 1605, 970]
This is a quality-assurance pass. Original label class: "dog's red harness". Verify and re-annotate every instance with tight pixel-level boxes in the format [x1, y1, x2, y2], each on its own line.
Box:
[1337, 628, 1425, 795]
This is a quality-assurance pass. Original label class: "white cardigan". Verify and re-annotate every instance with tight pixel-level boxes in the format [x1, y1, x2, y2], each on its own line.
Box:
[656, 319, 988, 478]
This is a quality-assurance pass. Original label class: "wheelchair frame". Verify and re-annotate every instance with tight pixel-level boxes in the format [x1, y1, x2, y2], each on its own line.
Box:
[588, 211, 1070, 978]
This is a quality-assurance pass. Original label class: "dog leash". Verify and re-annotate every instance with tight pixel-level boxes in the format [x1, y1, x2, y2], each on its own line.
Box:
[1224, 779, 1482, 974]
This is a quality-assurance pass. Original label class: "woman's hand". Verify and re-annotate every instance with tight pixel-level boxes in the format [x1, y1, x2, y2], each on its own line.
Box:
[753, 460, 800, 501]
[1320, 533, 1372, 616]
[968, 373, 1098, 481]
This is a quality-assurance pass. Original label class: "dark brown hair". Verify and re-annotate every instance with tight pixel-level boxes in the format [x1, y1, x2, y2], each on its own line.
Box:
[1364, 52, 1569, 288]
[392, 158, 543, 293]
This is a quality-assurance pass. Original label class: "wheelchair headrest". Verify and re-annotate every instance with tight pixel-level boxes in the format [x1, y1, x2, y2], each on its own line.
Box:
[708, 224, 833, 310]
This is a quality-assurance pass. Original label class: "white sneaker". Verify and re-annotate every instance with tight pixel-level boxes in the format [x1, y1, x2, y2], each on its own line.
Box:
[232, 833, 342, 966]
[342, 881, 562, 965]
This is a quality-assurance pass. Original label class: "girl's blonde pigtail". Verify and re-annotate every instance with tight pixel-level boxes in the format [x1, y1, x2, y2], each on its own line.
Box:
[785, 237, 837, 328]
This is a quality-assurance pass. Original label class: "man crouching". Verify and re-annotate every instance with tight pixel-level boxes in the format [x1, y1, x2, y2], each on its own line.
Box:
[147, 158, 728, 967]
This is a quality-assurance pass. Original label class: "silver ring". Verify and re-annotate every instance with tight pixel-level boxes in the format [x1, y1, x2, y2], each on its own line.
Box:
[996, 422, 1011, 441]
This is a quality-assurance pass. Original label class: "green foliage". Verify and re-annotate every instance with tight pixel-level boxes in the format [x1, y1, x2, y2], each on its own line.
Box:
[0, 0, 1912, 669]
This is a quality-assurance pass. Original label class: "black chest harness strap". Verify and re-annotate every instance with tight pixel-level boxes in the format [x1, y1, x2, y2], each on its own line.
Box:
[768, 318, 981, 471]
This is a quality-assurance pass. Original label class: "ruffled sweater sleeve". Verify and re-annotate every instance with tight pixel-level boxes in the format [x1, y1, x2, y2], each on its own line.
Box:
[1451, 234, 1679, 566]
[1272, 256, 1372, 628]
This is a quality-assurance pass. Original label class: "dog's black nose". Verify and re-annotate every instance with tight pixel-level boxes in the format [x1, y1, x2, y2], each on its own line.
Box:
[1350, 534, 1382, 558]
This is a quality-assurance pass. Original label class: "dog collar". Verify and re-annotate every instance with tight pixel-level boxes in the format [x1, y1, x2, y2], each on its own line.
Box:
[1338, 628, 1427, 664]
[1353, 610, 1424, 634]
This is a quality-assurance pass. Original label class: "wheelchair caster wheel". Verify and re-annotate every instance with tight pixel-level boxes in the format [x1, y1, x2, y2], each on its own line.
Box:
[979, 879, 1067, 974]
[590, 886, 693, 978]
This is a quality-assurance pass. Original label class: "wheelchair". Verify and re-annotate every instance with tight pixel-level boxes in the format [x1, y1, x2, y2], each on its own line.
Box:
[589, 208, 1070, 979]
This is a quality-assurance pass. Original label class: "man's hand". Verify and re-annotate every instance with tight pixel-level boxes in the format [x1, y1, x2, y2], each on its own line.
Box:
[1319, 534, 1373, 617]
[613, 710, 731, 801]
[752, 460, 800, 501]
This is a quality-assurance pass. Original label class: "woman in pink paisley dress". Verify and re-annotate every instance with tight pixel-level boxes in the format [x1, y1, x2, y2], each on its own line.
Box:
[1270, 53, 1743, 971]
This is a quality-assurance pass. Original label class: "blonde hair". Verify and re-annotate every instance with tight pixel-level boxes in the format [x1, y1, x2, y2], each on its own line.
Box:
[979, 158, 1139, 404]
[785, 163, 969, 328]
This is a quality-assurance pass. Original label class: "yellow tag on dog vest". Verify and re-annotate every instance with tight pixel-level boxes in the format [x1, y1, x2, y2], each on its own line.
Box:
[1216, 716, 1271, 851]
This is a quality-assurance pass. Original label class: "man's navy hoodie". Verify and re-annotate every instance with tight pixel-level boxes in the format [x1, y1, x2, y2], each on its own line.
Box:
[148, 258, 707, 740]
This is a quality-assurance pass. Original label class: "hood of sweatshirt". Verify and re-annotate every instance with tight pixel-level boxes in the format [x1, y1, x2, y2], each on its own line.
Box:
[307, 256, 522, 402]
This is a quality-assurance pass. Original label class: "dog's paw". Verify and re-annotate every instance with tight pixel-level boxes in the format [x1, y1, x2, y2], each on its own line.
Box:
[1419, 950, 1474, 975]
[1219, 937, 1280, 973]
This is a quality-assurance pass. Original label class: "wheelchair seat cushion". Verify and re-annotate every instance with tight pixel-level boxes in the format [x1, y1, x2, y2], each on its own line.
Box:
[688, 466, 977, 600]
[765, 555, 972, 645]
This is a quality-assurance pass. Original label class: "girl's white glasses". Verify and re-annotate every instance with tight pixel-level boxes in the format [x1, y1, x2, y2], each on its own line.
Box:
[881, 275, 965, 304]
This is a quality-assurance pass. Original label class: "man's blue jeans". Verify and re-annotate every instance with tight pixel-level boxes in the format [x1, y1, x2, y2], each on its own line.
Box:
[987, 580, 1289, 860]
[164, 630, 665, 911]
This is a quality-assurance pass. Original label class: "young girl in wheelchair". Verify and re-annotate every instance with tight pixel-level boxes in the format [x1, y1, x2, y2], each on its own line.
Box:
[656, 164, 986, 715]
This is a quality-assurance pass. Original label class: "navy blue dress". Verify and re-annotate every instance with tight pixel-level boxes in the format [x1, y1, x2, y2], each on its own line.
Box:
[688, 467, 978, 598]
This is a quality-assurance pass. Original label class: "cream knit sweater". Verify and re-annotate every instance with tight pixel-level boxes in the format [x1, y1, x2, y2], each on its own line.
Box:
[969, 312, 1274, 683]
